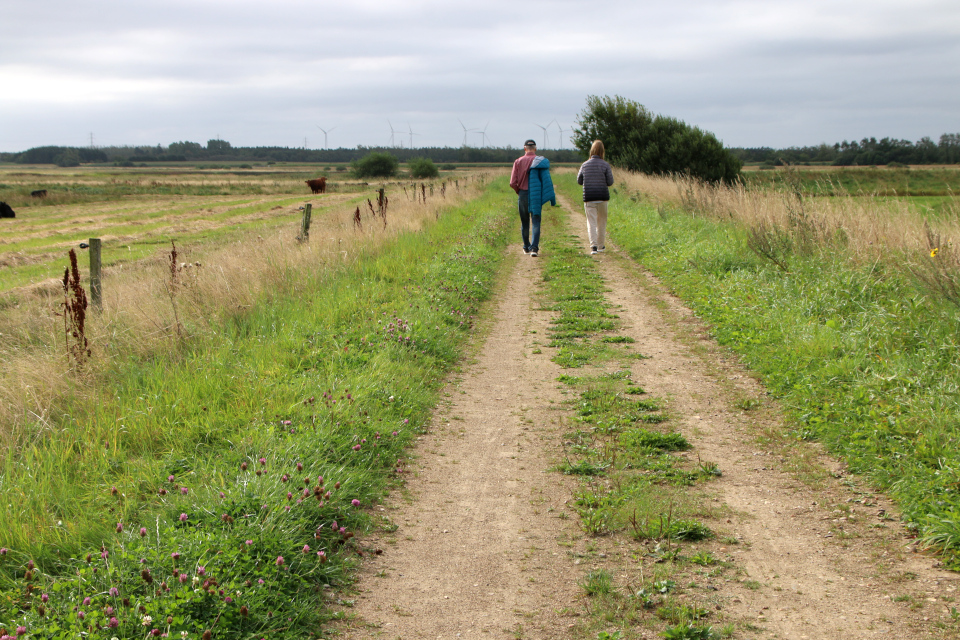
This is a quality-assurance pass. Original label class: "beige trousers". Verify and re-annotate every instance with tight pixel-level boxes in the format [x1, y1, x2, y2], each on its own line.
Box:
[584, 201, 608, 248]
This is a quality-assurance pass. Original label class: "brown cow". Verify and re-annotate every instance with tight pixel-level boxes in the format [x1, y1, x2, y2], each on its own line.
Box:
[305, 177, 327, 194]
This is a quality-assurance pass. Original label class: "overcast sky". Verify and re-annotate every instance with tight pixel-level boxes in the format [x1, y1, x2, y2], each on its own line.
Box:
[2, 0, 959, 152]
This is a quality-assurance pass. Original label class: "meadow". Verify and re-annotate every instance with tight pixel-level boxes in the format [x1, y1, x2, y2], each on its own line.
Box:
[3, 161, 960, 637]
[0, 164, 409, 293]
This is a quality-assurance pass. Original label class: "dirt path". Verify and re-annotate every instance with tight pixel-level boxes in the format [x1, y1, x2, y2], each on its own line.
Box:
[337, 197, 959, 640]
[338, 250, 586, 639]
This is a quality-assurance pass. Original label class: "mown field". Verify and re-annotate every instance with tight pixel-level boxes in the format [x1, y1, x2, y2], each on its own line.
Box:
[0, 164, 454, 294]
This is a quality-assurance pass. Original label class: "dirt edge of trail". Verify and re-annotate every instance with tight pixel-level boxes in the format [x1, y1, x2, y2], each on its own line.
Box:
[334, 197, 960, 640]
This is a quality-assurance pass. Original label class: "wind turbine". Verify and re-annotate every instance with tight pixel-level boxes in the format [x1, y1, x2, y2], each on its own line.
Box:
[458, 119, 477, 147]
[534, 122, 551, 149]
[315, 125, 337, 149]
[555, 123, 567, 149]
[408, 123, 420, 149]
[387, 120, 397, 147]
[474, 122, 490, 148]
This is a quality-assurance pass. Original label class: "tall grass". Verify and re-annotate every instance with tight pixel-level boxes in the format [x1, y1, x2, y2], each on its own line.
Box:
[620, 170, 960, 264]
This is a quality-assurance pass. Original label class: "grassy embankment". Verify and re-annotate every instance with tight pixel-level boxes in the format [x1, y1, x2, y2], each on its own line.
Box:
[0, 175, 512, 638]
[535, 206, 734, 639]
[565, 168, 960, 566]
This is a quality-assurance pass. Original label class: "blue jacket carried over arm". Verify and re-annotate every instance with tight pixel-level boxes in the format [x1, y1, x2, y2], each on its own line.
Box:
[528, 156, 556, 216]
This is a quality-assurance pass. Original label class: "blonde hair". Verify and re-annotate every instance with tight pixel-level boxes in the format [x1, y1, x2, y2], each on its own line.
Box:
[589, 140, 605, 159]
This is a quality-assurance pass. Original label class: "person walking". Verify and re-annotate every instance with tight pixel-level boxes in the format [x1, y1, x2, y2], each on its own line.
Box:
[510, 139, 556, 257]
[577, 140, 614, 255]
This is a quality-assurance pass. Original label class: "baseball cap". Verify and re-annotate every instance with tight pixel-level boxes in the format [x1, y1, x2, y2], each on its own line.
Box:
[524, 139, 537, 147]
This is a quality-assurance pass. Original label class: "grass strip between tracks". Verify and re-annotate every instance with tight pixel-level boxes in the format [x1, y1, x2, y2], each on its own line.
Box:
[536, 204, 731, 640]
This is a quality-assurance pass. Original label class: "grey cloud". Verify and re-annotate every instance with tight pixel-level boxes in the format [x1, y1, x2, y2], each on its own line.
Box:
[2, 0, 960, 150]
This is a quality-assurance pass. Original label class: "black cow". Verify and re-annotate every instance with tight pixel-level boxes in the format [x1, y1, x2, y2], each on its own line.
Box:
[31, 189, 47, 198]
[0, 202, 14, 218]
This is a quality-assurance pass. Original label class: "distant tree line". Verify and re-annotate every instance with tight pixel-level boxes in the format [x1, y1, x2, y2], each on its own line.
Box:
[0, 138, 583, 165]
[0, 146, 109, 166]
[731, 134, 960, 166]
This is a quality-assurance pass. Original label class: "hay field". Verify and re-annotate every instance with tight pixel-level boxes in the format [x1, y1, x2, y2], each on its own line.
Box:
[0, 164, 380, 293]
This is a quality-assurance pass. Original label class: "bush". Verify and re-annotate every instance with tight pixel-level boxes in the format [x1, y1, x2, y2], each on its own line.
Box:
[571, 95, 741, 183]
[53, 150, 81, 167]
[351, 152, 399, 178]
[441, 164, 456, 171]
[408, 157, 439, 179]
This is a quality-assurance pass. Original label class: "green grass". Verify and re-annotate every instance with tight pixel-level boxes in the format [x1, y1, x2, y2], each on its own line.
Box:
[0, 178, 515, 637]
[742, 166, 960, 197]
[561, 170, 960, 565]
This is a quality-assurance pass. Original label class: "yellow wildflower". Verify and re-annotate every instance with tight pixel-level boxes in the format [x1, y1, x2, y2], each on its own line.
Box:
[931, 247, 939, 258]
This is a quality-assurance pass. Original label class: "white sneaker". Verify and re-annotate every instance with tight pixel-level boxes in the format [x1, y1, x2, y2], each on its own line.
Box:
[590, 246, 598, 255]
[530, 251, 538, 257]
[598, 246, 605, 252]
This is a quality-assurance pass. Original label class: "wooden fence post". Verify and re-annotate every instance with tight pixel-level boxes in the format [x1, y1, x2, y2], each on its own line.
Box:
[298, 204, 312, 242]
[89, 238, 102, 311]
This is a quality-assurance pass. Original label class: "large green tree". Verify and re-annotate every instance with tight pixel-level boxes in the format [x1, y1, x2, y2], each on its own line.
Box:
[571, 95, 742, 183]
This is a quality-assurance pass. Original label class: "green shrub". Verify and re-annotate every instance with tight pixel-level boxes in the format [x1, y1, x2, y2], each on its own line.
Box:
[351, 152, 399, 178]
[54, 150, 80, 167]
[571, 95, 741, 183]
[408, 157, 439, 179]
